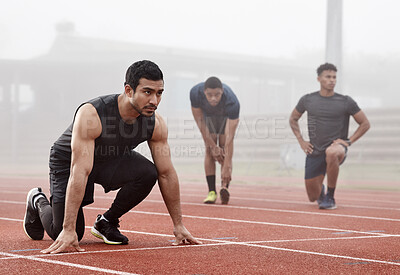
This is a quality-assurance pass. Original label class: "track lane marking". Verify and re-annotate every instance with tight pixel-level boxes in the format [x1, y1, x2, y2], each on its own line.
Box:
[3, 188, 400, 207]
[4, 196, 400, 222]
[0, 252, 139, 274]
[2, 219, 400, 267]
[3, 229, 400, 267]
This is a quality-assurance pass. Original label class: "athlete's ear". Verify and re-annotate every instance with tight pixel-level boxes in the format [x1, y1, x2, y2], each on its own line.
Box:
[124, 84, 134, 97]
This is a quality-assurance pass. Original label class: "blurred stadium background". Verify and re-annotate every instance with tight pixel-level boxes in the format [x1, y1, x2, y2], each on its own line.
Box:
[0, 1, 399, 189]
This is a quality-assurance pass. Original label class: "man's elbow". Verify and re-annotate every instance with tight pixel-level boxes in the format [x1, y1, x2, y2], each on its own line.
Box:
[363, 120, 371, 132]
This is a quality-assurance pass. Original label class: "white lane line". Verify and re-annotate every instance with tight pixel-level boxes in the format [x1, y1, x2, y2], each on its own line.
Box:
[3, 188, 400, 209]
[2, 219, 400, 267]
[237, 243, 400, 266]
[250, 234, 395, 244]
[180, 188, 400, 205]
[142, 199, 400, 222]
[181, 194, 400, 211]
[2, 201, 400, 237]
[84, 207, 400, 237]
[8, 197, 399, 226]
[0, 252, 139, 274]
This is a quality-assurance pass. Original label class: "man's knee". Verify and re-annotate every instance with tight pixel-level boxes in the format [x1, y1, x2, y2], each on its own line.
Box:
[325, 146, 344, 164]
[143, 162, 158, 187]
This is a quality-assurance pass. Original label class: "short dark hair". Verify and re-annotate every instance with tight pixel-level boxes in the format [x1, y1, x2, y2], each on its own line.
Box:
[125, 60, 163, 91]
[204, 76, 223, 89]
[317, 63, 337, 76]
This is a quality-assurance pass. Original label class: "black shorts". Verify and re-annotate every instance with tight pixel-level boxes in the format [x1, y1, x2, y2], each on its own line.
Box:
[205, 116, 227, 134]
[49, 147, 156, 206]
[305, 145, 348, 179]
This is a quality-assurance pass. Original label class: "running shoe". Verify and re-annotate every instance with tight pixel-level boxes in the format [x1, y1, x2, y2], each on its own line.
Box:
[23, 187, 45, 240]
[91, 215, 129, 245]
[220, 188, 230, 205]
[203, 191, 217, 204]
[317, 184, 326, 205]
[319, 196, 337, 210]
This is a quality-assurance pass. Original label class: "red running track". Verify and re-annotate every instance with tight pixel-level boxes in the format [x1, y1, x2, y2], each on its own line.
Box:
[0, 176, 399, 274]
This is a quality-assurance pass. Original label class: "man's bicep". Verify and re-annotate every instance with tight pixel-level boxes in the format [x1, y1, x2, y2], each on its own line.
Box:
[70, 105, 100, 172]
[226, 118, 239, 131]
[290, 108, 302, 121]
[191, 107, 203, 118]
[149, 139, 173, 176]
[352, 110, 369, 125]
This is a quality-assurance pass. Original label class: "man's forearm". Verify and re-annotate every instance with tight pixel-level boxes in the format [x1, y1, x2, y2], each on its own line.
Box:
[158, 173, 183, 226]
[196, 119, 217, 149]
[349, 121, 370, 144]
[289, 119, 304, 143]
[63, 171, 88, 231]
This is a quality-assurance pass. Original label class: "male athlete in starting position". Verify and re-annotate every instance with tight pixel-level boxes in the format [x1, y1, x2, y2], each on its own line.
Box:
[24, 60, 201, 253]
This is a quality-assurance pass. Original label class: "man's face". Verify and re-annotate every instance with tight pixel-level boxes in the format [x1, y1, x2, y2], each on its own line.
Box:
[127, 78, 164, 116]
[204, 87, 223, 107]
[318, 70, 337, 91]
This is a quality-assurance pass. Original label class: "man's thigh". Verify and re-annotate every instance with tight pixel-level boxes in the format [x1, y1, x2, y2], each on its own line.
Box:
[305, 154, 327, 180]
[94, 151, 157, 192]
[205, 116, 227, 135]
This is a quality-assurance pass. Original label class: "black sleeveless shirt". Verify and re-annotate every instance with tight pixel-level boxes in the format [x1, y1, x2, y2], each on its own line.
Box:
[52, 94, 156, 164]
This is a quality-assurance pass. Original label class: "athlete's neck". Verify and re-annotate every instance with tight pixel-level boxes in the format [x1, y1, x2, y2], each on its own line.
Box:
[319, 88, 335, 97]
[118, 93, 139, 124]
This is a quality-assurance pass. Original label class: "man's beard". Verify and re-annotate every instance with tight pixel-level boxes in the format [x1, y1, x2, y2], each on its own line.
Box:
[130, 101, 157, 117]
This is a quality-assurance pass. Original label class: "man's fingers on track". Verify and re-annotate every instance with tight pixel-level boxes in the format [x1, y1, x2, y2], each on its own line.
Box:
[51, 243, 68, 254]
[74, 245, 85, 252]
[41, 241, 59, 253]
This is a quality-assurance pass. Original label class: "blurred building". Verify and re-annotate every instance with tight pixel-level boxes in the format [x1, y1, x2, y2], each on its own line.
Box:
[0, 24, 399, 167]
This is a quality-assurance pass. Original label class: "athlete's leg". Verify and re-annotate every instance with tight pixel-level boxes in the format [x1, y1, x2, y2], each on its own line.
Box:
[204, 133, 218, 191]
[98, 152, 158, 221]
[38, 200, 85, 241]
[325, 143, 346, 194]
[305, 175, 325, 202]
[304, 154, 327, 202]
[218, 133, 233, 189]
[39, 155, 85, 241]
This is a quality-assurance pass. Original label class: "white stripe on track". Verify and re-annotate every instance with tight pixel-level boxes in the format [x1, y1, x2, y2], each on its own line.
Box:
[237, 243, 400, 266]
[0, 252, 139, 274]
[0, 201, 400, 236]
[181, 193, 400, 211]
[84, 207, 400, 237]
[2, 218, 400, 267]
[143, 199, 400, 222]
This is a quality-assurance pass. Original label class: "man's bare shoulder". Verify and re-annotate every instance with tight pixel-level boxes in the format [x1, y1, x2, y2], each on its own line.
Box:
[151, 112, 168, 142]
[73, 103, 102, 139]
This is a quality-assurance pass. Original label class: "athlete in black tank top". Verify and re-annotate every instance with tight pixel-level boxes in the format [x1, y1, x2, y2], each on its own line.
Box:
[23, 60, 201, 254]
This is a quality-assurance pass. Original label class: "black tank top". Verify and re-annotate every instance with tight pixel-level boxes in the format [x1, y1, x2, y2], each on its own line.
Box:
[53, 94, 156, 163]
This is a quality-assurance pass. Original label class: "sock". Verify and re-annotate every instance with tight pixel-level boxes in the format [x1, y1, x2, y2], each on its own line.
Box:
[103, 211, 119, 223]
[327, 187, 336, 198]
[206, 175, 216, 192]
[33, 194, 45, 210]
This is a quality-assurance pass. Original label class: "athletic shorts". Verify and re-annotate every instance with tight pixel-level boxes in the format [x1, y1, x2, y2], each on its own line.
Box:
[49, 146, 156, 206]
[205, 116, 227, 134]
[305, 144, 348, 179]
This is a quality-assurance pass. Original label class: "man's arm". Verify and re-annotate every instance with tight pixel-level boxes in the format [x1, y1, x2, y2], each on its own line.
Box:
[148, 113, 201, 245]
[289, 108, 313, 155]
[191, 107, 224, 163]
[334, 110, 370, 147]
[221, 118, 239, 184]
[41, 104, 101, 254]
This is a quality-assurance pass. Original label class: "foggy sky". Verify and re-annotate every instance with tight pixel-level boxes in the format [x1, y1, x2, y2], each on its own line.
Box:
[1, 0, 399, 60]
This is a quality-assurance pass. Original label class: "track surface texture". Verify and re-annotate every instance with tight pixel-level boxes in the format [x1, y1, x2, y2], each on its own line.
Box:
[1, 176, 399, 274]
